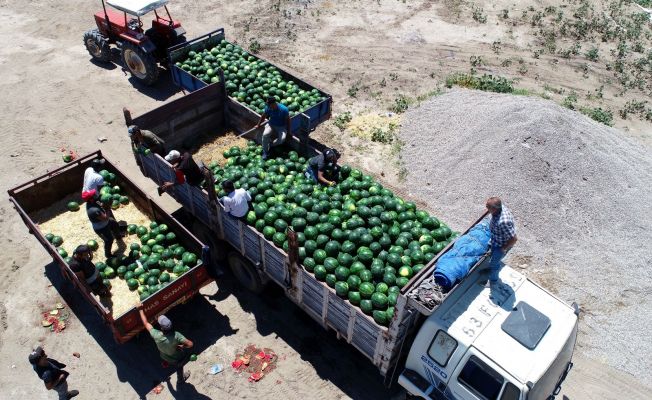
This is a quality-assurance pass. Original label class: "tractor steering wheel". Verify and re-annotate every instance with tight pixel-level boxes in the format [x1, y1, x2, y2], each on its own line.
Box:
[128, 18, 143, 31]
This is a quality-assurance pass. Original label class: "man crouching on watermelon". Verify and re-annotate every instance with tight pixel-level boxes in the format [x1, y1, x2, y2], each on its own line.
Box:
[136, 302, 194, 384]
[255, 96, 291, 160]
[306, 148, 341, 186]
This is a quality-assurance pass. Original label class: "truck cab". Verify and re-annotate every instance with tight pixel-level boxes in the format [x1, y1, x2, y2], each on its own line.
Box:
[399, 264, 579, 400]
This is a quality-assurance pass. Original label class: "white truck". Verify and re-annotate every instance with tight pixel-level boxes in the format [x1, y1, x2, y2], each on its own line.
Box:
[399, 263, 579, 400]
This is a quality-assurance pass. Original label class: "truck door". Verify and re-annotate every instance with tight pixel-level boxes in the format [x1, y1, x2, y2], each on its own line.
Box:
[447, 351, 524, 400]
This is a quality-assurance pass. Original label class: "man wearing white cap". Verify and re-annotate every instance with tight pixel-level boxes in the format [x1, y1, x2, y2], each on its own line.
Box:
[158, 150, 204, 195]
[128, 124, 165, 157]
[137, 302, 194, 384]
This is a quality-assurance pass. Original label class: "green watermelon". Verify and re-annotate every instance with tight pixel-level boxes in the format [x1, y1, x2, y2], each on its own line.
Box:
[335, 281, 349, 297]
[346, 275, 361, 291]
[371, 292, 388, 309]
[348, 291, 361, 305]
[323, 257, 339, 273]
[51, 235, 64, 247]
[334, 266, 350, 281]
[313, 249, 327, 264]
[373, 310, 388, 326]
[127, 278, 139, 290]
[324, 241, 340, 257]
[360, 299, 374, 315]
[359, 282, 375, 299]
[314, 265, 327, 281]
[325, 274, 337, 288]
[67, 201, 80, 212]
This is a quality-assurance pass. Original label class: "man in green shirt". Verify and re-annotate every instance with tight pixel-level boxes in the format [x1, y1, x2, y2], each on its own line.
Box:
[128, 125, 166, 157]
[137, 302, 194, 384]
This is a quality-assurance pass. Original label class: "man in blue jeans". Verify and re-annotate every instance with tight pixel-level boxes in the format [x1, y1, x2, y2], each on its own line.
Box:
[485, 197, 517, 296]
[254, 97, 291, 160]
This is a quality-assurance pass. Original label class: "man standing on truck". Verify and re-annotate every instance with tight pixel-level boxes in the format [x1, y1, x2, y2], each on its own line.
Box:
[158, 150, 204, 195]
[220, 179, 252, 219]
[84, 190, 123, 258]
[28, 346, 79, 399]
[255, 96, 291, 160]
[485, 197, 517, 294]
[82, 158, 105, 195]
[306, 148, 341, 186]
[128, 125, 166, 157]
[136, 302, 194, 384]
[69, 245, 111, 299]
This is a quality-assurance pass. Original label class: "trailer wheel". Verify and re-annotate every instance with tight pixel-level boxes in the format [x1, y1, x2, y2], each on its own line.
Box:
[83, 29, 111, 62]
[121, 42, 159, 85]
[227, 251, 264, 293]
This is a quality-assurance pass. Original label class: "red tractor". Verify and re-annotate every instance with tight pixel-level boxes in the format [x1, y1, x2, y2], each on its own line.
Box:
[83, 0, 186, 85]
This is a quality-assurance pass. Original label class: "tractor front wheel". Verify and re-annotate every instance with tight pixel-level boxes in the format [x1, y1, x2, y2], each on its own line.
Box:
[83, 29, 111, 62]
[121, 42, 159, 86]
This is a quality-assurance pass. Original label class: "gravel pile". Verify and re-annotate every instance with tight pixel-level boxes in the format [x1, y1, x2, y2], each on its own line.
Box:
[398, 89, 652, 381]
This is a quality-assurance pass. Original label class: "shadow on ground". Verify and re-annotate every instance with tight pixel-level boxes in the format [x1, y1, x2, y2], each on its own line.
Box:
[206, 275, 403, 400]
[44, 260, 236, 399]
[86, 49, 180, 101]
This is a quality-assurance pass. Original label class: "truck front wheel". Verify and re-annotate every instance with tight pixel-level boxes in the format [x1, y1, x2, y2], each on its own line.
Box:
[227, 251, 264, 293]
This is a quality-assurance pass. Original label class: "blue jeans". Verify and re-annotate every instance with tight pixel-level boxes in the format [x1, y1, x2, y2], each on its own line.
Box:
[489, 246, 507, 282]
[305, 167, 318, 182]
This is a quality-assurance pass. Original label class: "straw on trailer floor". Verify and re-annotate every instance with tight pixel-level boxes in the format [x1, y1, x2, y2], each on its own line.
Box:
[31, 195, 152, 317]
[192, 130, 248, 167]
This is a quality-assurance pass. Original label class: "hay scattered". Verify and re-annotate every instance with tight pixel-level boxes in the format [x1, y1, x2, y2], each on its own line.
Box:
[192, 131, 248, 167]
[345, 112, 401, 140]
[31, 195, 152, 317]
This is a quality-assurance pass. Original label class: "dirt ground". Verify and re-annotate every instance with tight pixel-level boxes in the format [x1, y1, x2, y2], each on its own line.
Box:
[1, 1, 651, 399]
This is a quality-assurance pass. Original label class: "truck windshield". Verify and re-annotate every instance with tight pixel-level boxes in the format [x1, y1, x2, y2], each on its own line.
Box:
[527, 322, 578, 400]
[458, 355, 504, 400]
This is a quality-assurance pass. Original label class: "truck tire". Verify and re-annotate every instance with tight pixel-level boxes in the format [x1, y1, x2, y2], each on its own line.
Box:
[121, 41, 159, 85]
[83, 29, 111, 62]
[227, 251, 264, 293]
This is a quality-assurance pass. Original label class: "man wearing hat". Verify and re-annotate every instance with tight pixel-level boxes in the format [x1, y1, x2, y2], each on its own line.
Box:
[82, 158, 105, 195]
[306, 148, 341, 186]
[158, 150, 204, 195]
[128, 124, 165, 157]
[28, 346, 78, 399]
[254, 96, 291, 160]
[220, 179, 252, 218]
[69, 245, 110, 298]
[136, 302, 194, 384]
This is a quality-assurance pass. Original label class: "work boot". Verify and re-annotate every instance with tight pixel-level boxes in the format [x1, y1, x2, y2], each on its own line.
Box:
[67, 390, 79, 399]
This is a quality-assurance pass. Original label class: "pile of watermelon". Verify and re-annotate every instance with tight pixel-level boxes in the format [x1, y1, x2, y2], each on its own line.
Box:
[174, 40, 326, 116]
[47, 223, 199, 302]
[211, 142, 456, 326]
[97, 170, 130, 210]
[96, 221, 199, 301]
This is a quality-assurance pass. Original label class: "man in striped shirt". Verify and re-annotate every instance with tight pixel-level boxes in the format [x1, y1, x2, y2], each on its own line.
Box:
[486, 197, 518, 290]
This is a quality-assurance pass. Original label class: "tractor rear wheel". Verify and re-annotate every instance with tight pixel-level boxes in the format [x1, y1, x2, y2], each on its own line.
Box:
[83, 29, 111, 62]
[121, 42, 159, 86]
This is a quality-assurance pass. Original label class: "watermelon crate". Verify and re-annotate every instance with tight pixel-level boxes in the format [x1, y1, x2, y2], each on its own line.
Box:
[123, 81, 481, 384]
[167, 28, 332, 135]
[8, 151, 214, 343]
